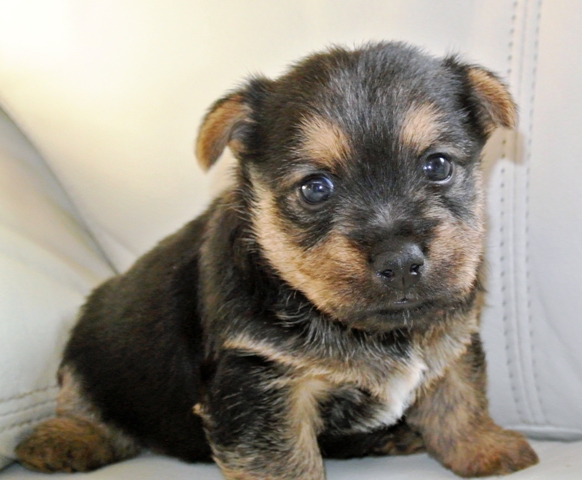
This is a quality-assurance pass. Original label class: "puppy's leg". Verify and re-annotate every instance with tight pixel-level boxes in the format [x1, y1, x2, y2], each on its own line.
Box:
[203, 353, 326, 480]
[407, 334, 538, 477]
[16, 365, 140, 472]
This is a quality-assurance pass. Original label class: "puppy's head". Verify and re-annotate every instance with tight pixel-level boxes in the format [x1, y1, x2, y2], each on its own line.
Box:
[196, 42, 515, 331]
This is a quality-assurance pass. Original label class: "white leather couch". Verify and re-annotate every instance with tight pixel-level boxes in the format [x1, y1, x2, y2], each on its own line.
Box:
[1, 1, 581, 478]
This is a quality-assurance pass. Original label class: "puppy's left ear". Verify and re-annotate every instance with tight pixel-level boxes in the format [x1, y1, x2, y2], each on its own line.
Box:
[446, 57, 517, 136]
[195, 78, 270, 170]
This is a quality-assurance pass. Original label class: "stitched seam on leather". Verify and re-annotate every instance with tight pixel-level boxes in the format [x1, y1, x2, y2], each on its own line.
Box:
[502, 0, 524, 422]
[0, 386, 58, 405]
[513, 0, 539, 425]
[0, 399, 56, 420]
[525, 0, 548, 424]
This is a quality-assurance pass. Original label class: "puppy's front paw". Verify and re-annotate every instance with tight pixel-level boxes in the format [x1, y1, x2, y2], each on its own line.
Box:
[442, 428, 538, 478]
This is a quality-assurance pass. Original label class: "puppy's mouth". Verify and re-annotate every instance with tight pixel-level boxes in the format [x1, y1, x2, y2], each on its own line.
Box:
[373, 299, 430, 316]
[373, 289, 428, 310]
[355, 295, 440, 319]
[390, 296, 423, 308]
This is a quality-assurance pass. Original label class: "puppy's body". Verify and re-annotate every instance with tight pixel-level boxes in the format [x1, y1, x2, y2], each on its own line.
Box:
[16, 42, 538, 478]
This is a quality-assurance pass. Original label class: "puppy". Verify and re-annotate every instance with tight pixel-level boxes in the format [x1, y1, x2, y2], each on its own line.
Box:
[16, 42, 538, 479]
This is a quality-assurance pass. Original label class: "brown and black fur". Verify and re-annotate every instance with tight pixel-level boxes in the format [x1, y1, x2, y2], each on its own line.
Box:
[16, 42, 538, 479]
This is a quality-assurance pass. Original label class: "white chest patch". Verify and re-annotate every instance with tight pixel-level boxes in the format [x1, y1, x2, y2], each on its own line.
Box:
[364, 354, 428, 430]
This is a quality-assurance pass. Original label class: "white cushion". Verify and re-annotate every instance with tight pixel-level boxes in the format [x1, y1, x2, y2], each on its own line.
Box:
[2, 441, 582, 480]
[0, 108, 113, 469]
[479, 0, 582, 440]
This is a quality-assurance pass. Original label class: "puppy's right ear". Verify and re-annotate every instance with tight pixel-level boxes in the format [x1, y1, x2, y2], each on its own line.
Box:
[444, 56, 517, 137]
[195, 78, 269, 171]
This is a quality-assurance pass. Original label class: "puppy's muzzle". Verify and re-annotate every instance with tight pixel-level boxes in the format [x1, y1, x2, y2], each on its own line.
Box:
[371, 239, 424, 291]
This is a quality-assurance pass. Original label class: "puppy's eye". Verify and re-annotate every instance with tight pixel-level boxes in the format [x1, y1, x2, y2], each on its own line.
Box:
[299, 175, 334, 205]
[423, 154, 454, 183]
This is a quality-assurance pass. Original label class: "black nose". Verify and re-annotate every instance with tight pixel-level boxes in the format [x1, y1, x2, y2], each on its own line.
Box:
[371, 239, 425, 291]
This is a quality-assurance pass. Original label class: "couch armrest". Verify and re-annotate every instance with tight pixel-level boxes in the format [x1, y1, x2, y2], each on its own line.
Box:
[0, 107, 114, 469]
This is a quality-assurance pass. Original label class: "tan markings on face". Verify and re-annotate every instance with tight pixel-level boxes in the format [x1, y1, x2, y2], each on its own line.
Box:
[467, 67, 517, 132]
[252, 182, 367, 316]
[196, 94, 251, 170]
[298, 115, 351, 170]
[399, 103, 445, 154]
[422, 166, 486, 295]
[426, 208, 485, 296]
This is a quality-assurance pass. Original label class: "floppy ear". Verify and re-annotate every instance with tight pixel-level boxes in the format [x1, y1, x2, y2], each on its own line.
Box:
[195, 92, 253, 171]
[446, 57, 517, 136]
[466, 66, 517, 133]
[195, 77, 272, 170]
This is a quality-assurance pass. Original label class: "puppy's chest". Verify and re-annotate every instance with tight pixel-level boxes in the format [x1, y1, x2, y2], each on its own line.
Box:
[314, 327, 475, 433]
[318, 350, 428, 433]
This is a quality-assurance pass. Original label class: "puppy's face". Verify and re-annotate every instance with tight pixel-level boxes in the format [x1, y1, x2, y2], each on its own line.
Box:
[197, 43, 515, 331]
